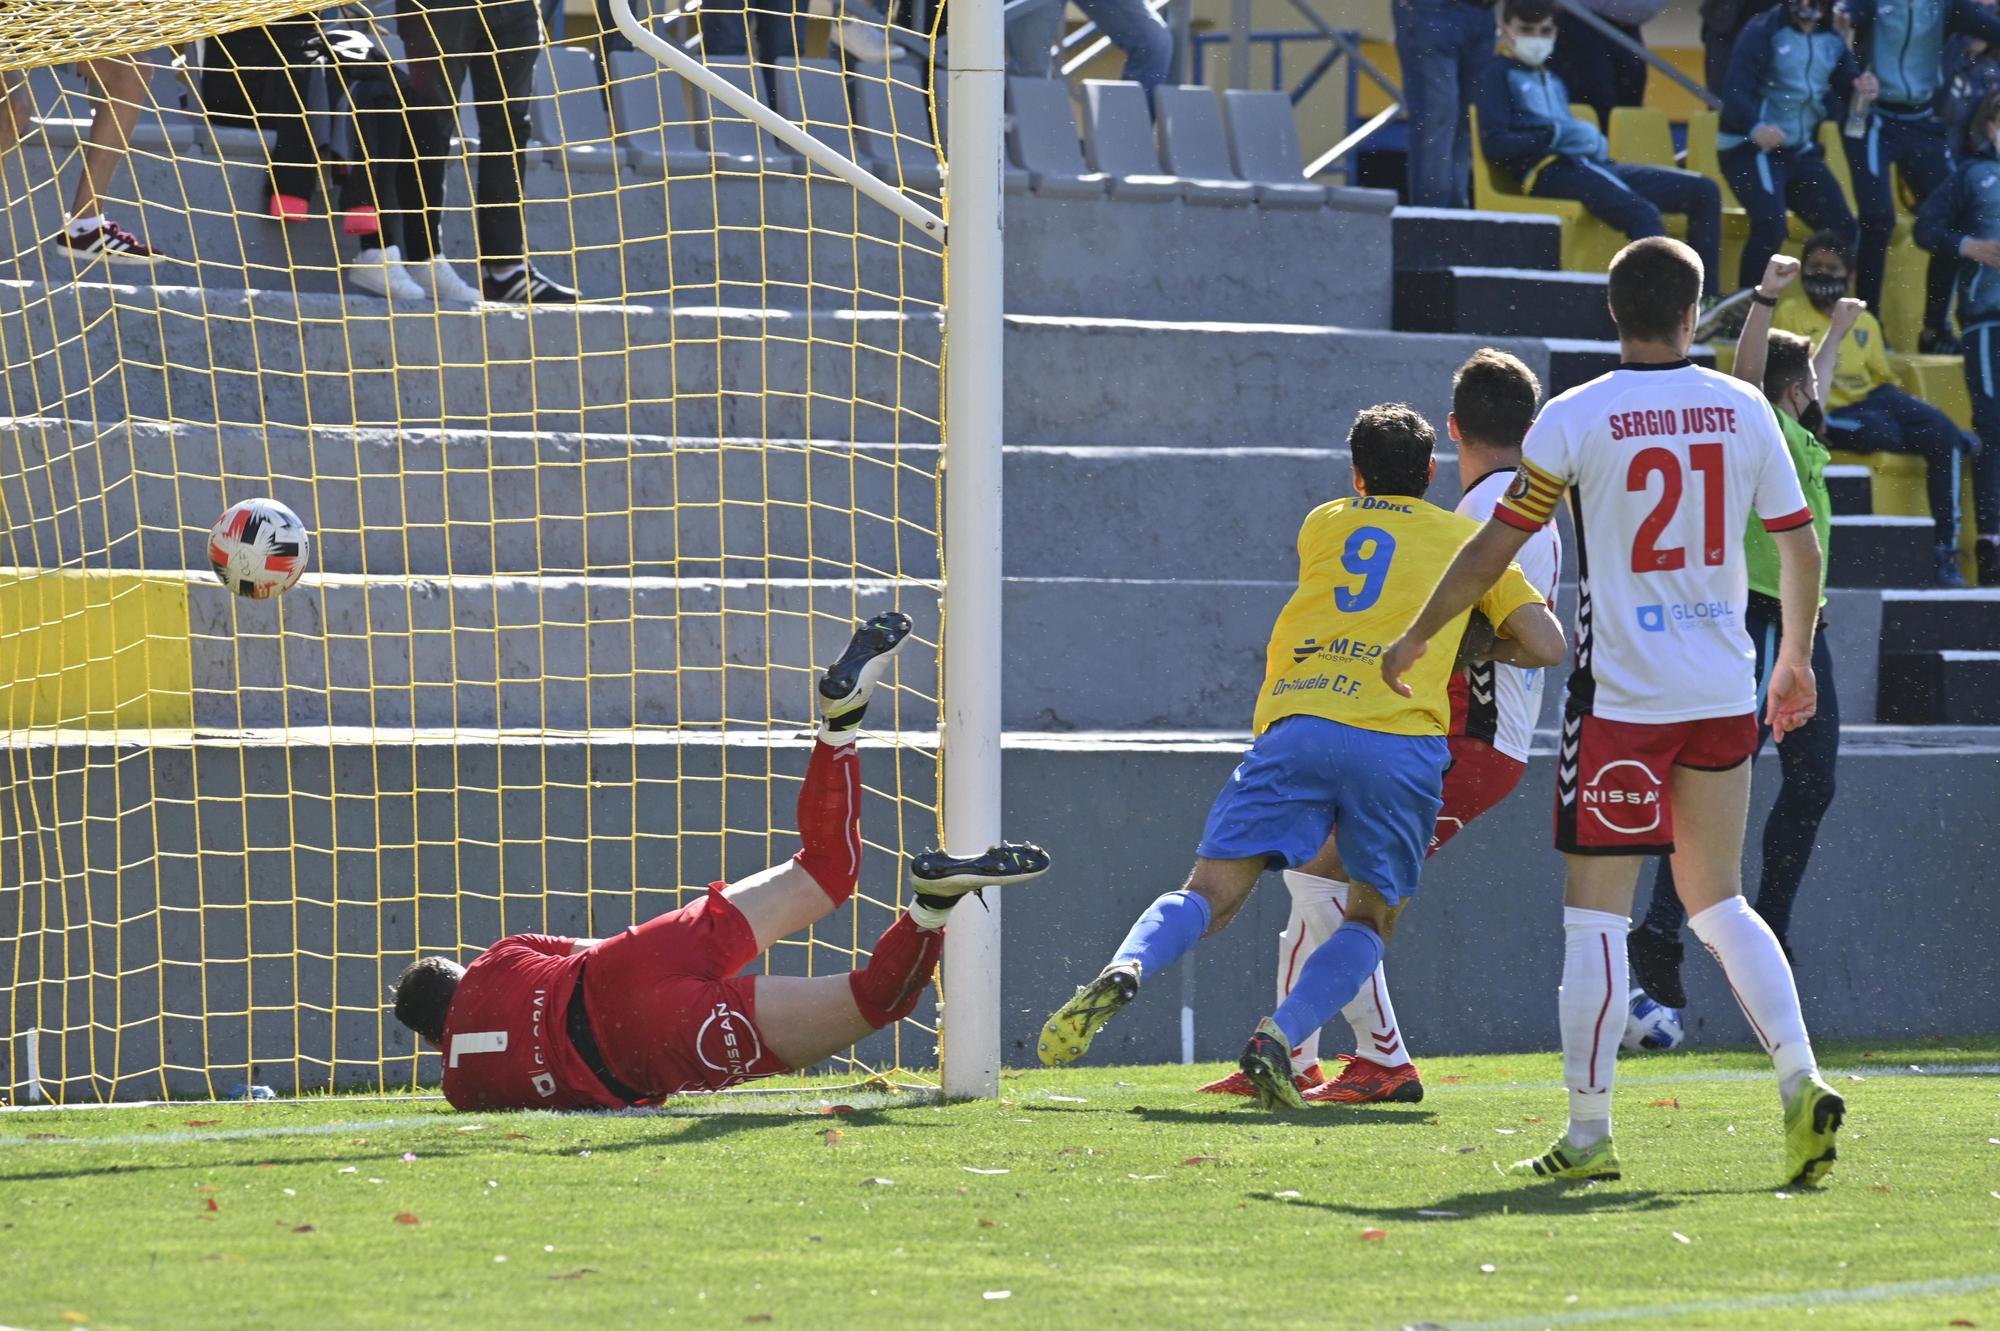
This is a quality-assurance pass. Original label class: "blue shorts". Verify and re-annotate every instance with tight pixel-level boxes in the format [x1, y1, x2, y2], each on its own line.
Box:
[1196, 715, 1451, 905]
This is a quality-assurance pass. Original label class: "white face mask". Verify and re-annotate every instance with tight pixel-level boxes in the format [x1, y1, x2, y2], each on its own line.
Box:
[1513, 34, 1556, 65]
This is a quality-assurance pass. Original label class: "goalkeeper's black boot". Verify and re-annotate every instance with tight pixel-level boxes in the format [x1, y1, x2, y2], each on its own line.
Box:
[817, 611, 913, 740]
[1627, 925, 1687, 1010]
[909, 842, 1051, 898]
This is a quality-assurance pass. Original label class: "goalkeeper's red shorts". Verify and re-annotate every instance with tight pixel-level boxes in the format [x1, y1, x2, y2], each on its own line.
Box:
[1427, 735, 1528, 856]
[580, 885, 790, 1097]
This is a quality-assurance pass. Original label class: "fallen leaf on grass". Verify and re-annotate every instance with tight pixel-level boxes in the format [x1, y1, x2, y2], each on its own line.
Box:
[548, 1268, 597, 1281]
[1650, 1099, 1680, 1109]
[962, 1167, 1009, 1175]
[185, 1120, 221, 1128]
[205, 1199, 220, 1212]
[502, 1133, 531, 1141]
[807, 1235, 824, 1243]
[1871, 1183, 1892, 1193]
[201, 1253, 243, 1263]
[745, 1315, 773, 1324]
[821, 1105, 855, 1116]
[978, 1218, 996, 1228]
[1948, 1319, 1976, 1327]
[198, 1185, 219, 1195]
[394, 1213, 420, 1226]
[821, 1130, 845, 1148]
[1181, 1156, 1220, 1167]
[25, 1132, 63, 1140]
[1437, 1076, 1465, 1084]
[860, 1177, 894, 1187]
[1456, 1147, 1478, 1154]
[60, 1314, 88, 1325]
[1360, 1228, 1387, 1241]
[292, 1225, 316, 1234]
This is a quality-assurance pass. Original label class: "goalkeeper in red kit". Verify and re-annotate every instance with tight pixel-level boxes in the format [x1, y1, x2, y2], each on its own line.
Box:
[390, 614, 1049, 1110]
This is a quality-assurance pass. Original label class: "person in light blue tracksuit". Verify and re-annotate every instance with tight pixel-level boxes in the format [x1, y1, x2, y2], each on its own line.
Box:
[1719, 0, 1867, 289]
[1914, 85, 2000, 583]
[1477, 0, 1724, 293]
[1842, 0, 2000, 350]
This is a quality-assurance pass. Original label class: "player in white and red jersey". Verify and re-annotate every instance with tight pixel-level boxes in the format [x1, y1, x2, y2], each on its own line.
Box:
[1381, 238, 1846, 1189]
[1198, 349, 1562, 1106]
[389, 613, 1049, 1111]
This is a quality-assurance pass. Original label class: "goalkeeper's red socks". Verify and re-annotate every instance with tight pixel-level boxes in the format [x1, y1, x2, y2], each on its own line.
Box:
[851, 912, 948, 1027]
[793, 740, 862, 906]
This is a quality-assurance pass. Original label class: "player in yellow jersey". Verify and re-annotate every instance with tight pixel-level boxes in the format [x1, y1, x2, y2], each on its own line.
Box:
[1035, 405, 1567, 1109]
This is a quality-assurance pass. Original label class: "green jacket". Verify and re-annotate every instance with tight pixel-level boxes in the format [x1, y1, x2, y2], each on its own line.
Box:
[1744, 407, 1831, 607]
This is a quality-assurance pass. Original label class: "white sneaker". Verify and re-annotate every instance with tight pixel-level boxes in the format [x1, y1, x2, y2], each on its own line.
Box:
[831, 16, 906, 62]
[405, 256, 482, 304]
[348, 246, 428, 302]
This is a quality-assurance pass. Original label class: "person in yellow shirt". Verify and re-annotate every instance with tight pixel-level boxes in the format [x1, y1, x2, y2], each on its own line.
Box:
[1776, 230, 1979, 584]
[1033, 404, 1566, 1108]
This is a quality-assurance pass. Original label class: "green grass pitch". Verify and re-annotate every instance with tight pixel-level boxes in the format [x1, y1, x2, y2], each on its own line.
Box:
[2, 1043, 1996, 1331]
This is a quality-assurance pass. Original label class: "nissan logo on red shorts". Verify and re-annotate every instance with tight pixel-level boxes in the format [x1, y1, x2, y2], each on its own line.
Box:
[696, 1003, 763, 1082]
[1580, 759, 1664, 835]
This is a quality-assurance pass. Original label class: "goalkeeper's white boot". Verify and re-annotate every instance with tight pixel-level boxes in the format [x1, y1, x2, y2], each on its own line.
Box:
[909, 843, 1051, 898]
[817, 611, 912, 742]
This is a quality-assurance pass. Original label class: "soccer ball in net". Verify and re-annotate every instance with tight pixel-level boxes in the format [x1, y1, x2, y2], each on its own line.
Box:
[208, 498, 311, 599]
[1621, 991, 1686, 1052]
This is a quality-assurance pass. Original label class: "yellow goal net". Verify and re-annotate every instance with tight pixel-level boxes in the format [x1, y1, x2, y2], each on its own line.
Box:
[0, 0, 952, 1101]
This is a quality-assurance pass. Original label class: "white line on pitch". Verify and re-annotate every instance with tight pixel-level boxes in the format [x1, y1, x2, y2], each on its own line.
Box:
[0, 1114, 462, 1150]
[1424, 1272, 2000, 1331]
[1420, 1061, 2000, 1094]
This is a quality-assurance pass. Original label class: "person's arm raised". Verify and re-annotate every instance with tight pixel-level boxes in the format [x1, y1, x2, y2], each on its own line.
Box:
[1734, 254, 1799, 390]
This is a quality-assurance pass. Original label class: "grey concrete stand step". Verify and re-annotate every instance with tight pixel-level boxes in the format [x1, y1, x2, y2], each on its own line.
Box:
[7, 723, 1995, 1096]
[0, 419, 1388, 582]
[1823, 463, 1874, 516]
[0, 280, 1538, 446]
[1827, 515, 1938, 588]
[2, 142, 1392, 327]
[1878, 589, 2000, 650]
[1393, 267, 1616, 341]
[1542, 338, 1718, 397]
[1391, 207, 1562, 273]
[1875, 650, 2000, 723]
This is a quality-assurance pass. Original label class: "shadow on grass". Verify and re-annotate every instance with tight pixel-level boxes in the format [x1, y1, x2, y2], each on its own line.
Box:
[1250, 1179, 1682, 1221]
[1012, 1103, 1437, 1129]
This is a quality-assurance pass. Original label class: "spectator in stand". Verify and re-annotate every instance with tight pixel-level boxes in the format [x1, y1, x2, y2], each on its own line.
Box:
[1629, 254, 1848, 1009]
[1718, 0, 1867, 291]
[1394, 0, 1496, 207]
[202, 17, 440, 301]
[1478, 0, 1725, 297]
[1546, 0, 1665, 129]
[0, 58, 163, 264]
[699, 0, 809, 66]
[1004, 0, 1172, 92]
[1841, 0, 2000, 354]
[1701, 0, 1781, 92]
[1943, 31, 2000, 148]
[1915, 86, 2000, 585]
[1780, 230, 1981, 584]
[400, 0, 579, 302]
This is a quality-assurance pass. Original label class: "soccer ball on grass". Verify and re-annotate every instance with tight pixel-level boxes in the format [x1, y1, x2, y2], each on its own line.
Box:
[1621, 990, 1685, 1051]
[208, 498, 310, 599]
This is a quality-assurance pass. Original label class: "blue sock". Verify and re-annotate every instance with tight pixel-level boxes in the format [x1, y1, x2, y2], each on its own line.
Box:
[1109, 890, 1212, 981]
[1271, 921, 1384, 1048]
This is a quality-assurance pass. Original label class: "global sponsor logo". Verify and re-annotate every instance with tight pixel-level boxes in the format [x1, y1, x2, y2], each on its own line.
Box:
[696, 1003, 763, 1081]
[1636, 601, 1733, 632]
[1581, 759, 1664, 834]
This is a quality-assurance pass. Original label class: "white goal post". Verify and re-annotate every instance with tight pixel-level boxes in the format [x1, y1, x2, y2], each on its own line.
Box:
[607, 0, 1008, 1099]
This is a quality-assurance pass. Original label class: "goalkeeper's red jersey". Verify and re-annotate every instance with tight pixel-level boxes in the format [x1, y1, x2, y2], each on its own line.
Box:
[437, 935, 625, 1111]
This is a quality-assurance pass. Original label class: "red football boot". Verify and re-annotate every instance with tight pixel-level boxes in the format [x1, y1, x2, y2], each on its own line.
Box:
[1198, 1061, 1324, 1097]
[1302, 1054, 1424, 1104]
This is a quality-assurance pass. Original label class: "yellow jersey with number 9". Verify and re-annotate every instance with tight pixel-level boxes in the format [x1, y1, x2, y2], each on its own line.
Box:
[1252, 494, 1546, 738]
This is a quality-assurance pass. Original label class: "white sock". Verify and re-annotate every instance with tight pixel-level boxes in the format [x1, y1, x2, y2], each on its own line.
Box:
[1560, 906, 1628, 1147]
[907, 900, 951, 931]
[1687, 896, 1817, 1103]
[68, 214, 104, 237]
[485, 262, 524, 281]
[1282, 870, 1410, 1068]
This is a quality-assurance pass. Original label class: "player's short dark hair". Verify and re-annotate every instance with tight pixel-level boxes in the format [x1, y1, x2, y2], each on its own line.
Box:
[392, 957, 463, 1046]
[1606, 237, 1704, 344]
[1801, 230, 1854, 270]
[1502, 0, 1557, 23]
[1762, 329, 1814, 405]
[1452, 349, 1542, 451]
[1348, 403, 1436, 498]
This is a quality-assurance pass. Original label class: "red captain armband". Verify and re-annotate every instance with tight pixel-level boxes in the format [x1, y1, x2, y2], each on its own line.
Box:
[1761, 505, 1814, 533]
[1494, 461, 1564, 529]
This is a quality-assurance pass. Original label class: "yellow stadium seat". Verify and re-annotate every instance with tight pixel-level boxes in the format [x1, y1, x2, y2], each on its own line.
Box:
[1468, 104, 1625, 274]
[1608, 106, 1676, 168]
[1686, 111, 1754, 286]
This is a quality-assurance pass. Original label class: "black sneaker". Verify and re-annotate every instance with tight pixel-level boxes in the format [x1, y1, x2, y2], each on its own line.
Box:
[1693, 288, 1757, 343]
[909, 842, 1051, 897]
[1935, 544, 1968, 588]
[53, 218, 162, 266]
[1627, 925, 1687, 1010]
[481, 263, 578, 303]
[817, 610, 913, 735]
[1919, 326, 1962, 356]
